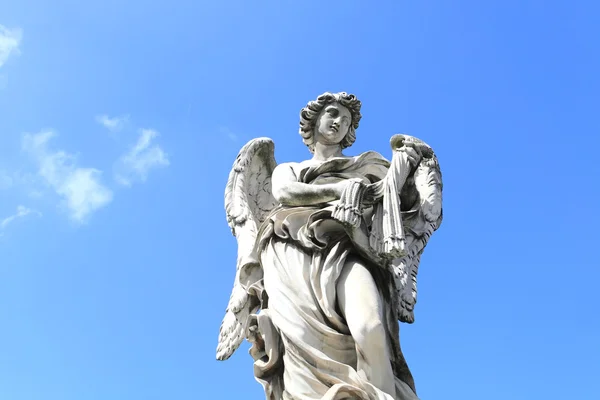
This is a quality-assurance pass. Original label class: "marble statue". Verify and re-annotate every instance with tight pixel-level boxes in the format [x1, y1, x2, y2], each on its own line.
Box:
[216, 92, 443, 400]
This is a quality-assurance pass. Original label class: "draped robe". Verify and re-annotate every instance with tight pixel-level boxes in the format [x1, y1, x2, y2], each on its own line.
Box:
[240, 151, 419, 400]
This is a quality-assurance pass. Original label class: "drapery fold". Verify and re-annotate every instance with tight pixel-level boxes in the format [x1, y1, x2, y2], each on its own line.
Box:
[239, 152, 419, 400]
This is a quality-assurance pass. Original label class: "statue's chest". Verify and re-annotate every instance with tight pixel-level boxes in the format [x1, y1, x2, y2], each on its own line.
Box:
[310, 173, 367, 185]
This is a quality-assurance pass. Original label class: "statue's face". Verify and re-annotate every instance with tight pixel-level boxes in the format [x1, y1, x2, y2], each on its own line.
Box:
[314, 102, 352, 146]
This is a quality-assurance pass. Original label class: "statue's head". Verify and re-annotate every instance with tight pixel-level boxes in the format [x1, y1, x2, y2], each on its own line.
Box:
[299, 92, 362, 153]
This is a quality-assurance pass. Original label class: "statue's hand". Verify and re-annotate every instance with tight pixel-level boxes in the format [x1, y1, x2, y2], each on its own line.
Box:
[332, 180, 348, 198]
[333, 178, 363, 199]
[391, 135, 423, 168]
[363, 182, 384, 206]
[399, 141, 423, 168]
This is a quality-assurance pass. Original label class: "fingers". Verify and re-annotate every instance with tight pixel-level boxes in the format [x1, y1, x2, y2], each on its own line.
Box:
[400, 143, 422, 167]
[367, 181, 384, 196]
[403, 141, 422, 156]
[362, 184, 384, 206]
[363, 193, 377, 206]
[362, 198, 374, 206]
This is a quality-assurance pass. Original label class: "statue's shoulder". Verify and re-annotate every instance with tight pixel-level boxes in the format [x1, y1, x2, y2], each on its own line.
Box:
[274, 161, 301, 171]
[357, 150, 389, 163]
[272, 161, 306, 182]
[280, 159, 324, 173]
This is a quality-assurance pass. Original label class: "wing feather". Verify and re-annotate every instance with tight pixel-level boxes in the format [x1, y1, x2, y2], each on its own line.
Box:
[217, 138, 277, 360]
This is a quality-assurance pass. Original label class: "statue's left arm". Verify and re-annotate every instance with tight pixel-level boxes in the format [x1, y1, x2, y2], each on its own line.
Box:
[335, 135, 443, 323]
[389, 135, 443, 323]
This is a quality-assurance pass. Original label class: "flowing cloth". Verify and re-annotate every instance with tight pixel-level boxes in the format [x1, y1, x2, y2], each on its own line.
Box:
[241, 152, 419, 400]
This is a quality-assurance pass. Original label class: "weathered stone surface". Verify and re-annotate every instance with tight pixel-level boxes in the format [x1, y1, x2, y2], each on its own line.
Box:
[217, 92, 443, 399]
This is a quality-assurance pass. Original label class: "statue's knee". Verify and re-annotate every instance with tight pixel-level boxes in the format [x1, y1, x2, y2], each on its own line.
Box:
[355, 319, 387, 348]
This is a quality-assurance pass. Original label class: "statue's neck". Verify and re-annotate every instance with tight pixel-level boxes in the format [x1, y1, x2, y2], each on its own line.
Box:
[312, 143, 344, 161]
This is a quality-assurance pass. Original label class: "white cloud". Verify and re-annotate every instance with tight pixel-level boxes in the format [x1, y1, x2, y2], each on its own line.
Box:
[22, 131, 113, 222]
[219, 126, 238, 142]
[0, 25, 22, 69]
[96, 114, 128, 132]
[0, 171, 43, 202]
[0, 170, 39, 191]
[115, 129, 169, 186]
[1, 205, 40, 229]
[0, 170, 13, 189]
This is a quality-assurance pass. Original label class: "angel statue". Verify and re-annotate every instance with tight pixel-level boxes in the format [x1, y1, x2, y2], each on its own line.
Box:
[216, 92, 443, 400]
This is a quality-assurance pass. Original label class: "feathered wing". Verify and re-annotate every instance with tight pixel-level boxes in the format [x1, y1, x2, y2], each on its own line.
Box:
[216, 138, 278, 361]
[391, 135, 443, 323]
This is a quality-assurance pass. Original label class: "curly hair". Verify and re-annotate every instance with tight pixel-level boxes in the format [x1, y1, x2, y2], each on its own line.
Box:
[299, 92, 362, 153]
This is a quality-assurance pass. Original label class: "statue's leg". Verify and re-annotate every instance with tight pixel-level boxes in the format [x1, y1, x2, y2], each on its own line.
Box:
[337, 256, 396, 396]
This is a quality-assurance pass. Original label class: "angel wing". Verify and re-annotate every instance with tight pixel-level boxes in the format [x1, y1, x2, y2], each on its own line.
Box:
[216, 137, 278, 361]
[392, 135, 443, 323]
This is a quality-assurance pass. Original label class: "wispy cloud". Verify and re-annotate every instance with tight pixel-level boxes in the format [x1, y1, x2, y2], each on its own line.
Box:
[0, 24, 22, 69]
[0, 170, 38, 190]
[115, 129, 169, 186]
[95, 114, 128, 132]
[1, 205, 40, 230]
[22, 131, 113, 222]
[0, 170, 13, 189]
[219, 126, 238, 142]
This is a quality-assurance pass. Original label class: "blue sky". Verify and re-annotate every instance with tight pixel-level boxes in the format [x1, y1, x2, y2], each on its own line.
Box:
[1, 1, 599, 399]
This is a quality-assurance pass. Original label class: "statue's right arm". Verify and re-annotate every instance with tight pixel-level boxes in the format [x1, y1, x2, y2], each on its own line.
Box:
[272, 163, 343, 206]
